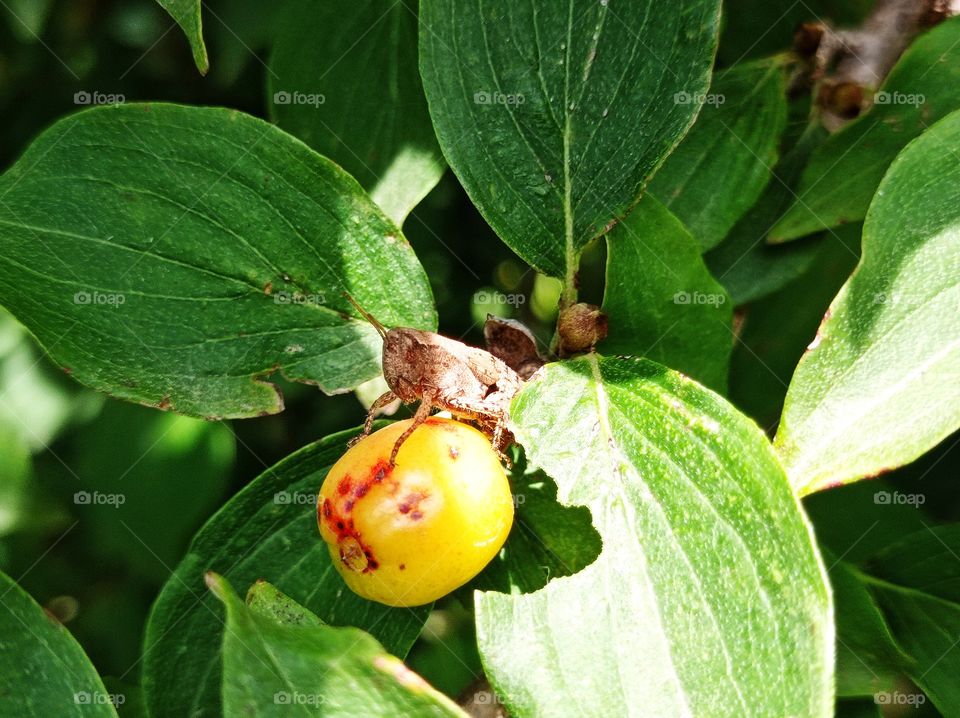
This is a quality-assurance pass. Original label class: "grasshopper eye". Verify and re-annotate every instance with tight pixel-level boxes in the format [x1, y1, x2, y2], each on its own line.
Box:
[317, 418, 514, 606]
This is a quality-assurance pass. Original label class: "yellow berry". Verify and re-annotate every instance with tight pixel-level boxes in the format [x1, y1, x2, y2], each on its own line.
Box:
[317, 418, 514, 607]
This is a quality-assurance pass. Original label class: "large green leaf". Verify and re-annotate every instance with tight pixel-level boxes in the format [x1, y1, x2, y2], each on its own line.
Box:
[648, 59, 787, 251]
[0, 104, 435, 419]
[419, 0, 721, 289]
[600, 197, 732, 391]
[0, 569, 117, 717]
[770, 17, 960, 242]
[477, 356, 832, 717]
[154, 0, 208, 74]
[269, 0, 445, 225]
[208, 575, 465, 717]
[142, 427, 429, 718]
[775, 110, 960, 495]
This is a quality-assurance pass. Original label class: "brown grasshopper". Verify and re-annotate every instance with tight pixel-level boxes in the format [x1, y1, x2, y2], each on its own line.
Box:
[346, 295, 528, 465]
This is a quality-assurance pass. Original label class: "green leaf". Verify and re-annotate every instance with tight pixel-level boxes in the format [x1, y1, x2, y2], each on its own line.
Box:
[648, 59, 787, 251]
[775, 110, 960, 495]
[71, 401, 234, 582]
[771, 16, 960, 242]
[245, 581, 323, 627]
[863, 525, 960, 714]
[208, 574, 466, 717]
[0, 104, 435, 419]
[0, 569, 118, 717]
[477, 356, 832, 717]
[828, 559, 909, 697]
[269, 0, 445, 225]
[471, 455, 601, 595]
[154, 0, 209, 74]
[728, 223, 860, 430]
[601, 197, 732, 392]
[419, 0, 721, 288]
[143, 427, 429, 718]
[704, 120, 828, 305]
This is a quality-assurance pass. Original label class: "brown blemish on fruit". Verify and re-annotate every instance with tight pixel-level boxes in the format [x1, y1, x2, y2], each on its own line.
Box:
[399, 563, 406, 570]
[157, 396, 171, 410]
[263, 281, 273, 295]
[321, 461, 396, 574]
[398, 491, 427, 521]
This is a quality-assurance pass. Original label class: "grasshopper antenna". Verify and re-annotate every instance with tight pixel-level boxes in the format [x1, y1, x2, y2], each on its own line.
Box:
[343, 292, 387, 339]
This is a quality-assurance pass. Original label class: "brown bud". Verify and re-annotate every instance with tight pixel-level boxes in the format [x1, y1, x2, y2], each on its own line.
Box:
[558, 303, 608, 355]
[818, 81, 864, 119]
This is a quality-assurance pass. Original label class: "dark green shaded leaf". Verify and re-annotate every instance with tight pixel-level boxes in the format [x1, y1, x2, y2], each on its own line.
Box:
[419, 0, 721, 287]
[471, 455, 600, 595]
[728, 223, 860, 430]
[601, 196, 732, 391]
[478, 356, 832, 717]
[829, 559, 909, 697]
[269, 0, 445, 224]
[717, 0, 871, 65]
[0, 104, 435, 419]
[142, 427, 429, 718]
[154, 0, 208, 74]
[775, 110, 960, 494]
[209, 574, 466, 717]
[649, 59, 787, 251]
[705, 121, 827, 305]
[771, 17, 960, 242]
[0, 569, 117, 717]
